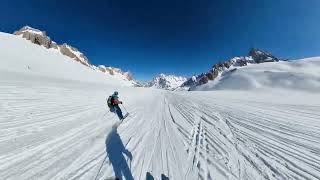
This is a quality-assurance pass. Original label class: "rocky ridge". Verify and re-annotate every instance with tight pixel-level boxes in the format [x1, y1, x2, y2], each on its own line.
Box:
[182, 48, 282, 90]
[14, 26, 133, 82]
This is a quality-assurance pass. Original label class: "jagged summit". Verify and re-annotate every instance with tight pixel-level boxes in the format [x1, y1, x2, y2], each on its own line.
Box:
[16, 26, 45, 35]
[147, 73, 187, 90]
[249, 48, 280, 63]
[14, 26, 55, 49]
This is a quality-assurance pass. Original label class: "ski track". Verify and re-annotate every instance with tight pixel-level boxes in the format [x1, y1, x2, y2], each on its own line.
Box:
[1, 74, 320, 180]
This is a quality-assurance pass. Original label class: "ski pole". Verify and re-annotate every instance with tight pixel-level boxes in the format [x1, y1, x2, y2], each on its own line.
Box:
[121, 104, 129, 114]
[94, 155, 108, 180]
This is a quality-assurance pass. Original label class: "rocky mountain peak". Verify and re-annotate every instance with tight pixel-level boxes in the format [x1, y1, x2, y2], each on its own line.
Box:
[147, 74, 187, 90]
[249, 48, 279, 63]
[14, 26, 57, 49]
[16, 26, 45, 35]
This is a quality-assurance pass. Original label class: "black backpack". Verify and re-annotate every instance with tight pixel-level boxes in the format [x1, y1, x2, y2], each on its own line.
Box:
[107, 96, 114, 108]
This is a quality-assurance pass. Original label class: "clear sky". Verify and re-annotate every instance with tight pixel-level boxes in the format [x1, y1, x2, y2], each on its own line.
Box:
[1, 0, 320, 81]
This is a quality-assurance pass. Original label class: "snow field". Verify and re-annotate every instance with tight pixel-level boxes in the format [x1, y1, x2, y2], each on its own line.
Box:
[1, 71, 320, 180]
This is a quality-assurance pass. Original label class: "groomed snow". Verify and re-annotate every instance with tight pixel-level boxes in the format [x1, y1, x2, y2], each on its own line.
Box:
[1, 71, 320, 180]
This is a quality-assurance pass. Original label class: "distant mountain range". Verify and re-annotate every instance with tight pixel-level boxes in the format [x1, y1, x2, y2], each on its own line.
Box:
[146, 74, 187, 90]
[181, 48, 283, 90]
[147, 48, 284, 91]
[11, 26, 286, 90]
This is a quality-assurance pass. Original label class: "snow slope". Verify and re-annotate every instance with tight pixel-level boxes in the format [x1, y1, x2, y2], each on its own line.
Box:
[1, 67, 320, 180]
[0, 32, 133, 86]
[195, 58, 320, 91]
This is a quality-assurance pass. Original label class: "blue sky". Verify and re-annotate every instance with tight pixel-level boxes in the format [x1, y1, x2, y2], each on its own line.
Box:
[1, 0, 320, 81]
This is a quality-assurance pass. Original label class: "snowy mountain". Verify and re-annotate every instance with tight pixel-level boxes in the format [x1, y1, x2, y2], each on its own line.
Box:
[182, 48, 282, 90]
[195, 57, 320, 91]
[12, 26, 135, 85]
[147, 73, 187, 90]
[14, 26, 91, 67]
[2, 26, 320, 180]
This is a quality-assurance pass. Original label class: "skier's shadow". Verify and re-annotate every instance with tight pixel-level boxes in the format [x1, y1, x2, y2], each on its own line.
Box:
[105, 126, 134, 180]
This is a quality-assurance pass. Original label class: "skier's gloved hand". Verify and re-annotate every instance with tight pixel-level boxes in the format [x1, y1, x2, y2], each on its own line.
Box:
[120, 101, 123, 104]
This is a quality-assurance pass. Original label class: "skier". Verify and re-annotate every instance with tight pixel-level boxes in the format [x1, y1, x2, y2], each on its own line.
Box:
[107, 91, 125, 120]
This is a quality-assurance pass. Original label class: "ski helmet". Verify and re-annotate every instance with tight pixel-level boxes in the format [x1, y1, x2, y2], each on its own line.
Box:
[114, 91, 119, 95]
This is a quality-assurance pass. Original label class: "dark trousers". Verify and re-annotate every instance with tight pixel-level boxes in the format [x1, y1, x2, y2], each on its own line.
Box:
[113, 106, 124, 120]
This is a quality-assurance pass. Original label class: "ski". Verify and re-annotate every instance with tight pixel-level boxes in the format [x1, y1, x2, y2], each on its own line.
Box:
[121, 112, 129, 121]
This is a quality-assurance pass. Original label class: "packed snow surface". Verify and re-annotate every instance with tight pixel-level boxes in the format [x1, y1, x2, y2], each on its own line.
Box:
[1, 69, 320, 180]
[1, 31, 320, 180]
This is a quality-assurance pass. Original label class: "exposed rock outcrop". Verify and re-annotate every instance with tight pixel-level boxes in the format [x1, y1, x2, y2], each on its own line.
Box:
[59, 44, 90, 66]
[97, 65, 134, 81]
[14, 26, 57, 49]
[249, 48, 279, 63]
